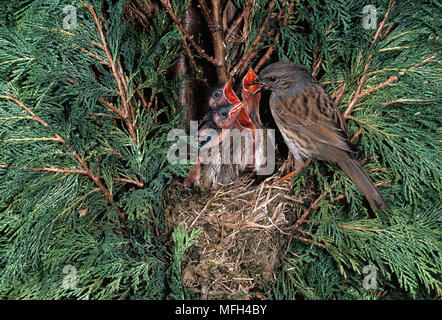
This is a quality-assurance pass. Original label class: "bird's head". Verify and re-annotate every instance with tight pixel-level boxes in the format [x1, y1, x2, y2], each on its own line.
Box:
[250, 61, 313, 95]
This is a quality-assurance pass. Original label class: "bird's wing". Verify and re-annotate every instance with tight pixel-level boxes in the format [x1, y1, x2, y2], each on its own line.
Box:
[272, 87, 355, 153]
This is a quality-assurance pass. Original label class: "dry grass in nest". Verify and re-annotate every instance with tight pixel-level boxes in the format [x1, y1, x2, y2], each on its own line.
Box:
[164, 169, 315, 300]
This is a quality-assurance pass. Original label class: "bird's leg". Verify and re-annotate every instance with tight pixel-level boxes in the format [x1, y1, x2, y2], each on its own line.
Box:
[272, 158, 312, 185]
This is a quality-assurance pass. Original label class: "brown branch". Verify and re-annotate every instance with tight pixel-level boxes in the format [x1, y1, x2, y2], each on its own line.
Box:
[291, 158, 389, 234]
[159, 0, 221, 67]
[291, 192, 325, 235]
[291, 235, 325, 248]
[178, 26, 208, 86]
[79, 47, 110, 66]
[230, 0, 276, 77]
[87, 4, 137, 144]
[372, 0, 396, 44]
[349, 128, 362, 143]
[358, 75, 398, 100]
[406, 54, 439, 71]
[72, 150, 126, 221]
[30, 167, 86, 174]
[331, 82, 346, 106]
[98, 98, 124, 117]
[210, 0, 229, 82]
[3, 94, 49, 127]
[225, 4, 248, 41]
[196, 0, 217, 34]
[311, 46, 321, 76]
[29, 167, 144, 187]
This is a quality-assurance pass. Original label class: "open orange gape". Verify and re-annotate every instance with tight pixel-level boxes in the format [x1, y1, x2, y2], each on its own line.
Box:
[184, 68, 263, 189]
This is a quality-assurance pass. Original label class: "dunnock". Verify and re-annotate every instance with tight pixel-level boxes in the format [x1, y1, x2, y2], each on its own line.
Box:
[252, 61, 387, 211]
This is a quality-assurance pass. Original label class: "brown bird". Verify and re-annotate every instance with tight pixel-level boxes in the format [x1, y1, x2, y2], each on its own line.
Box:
[251, 61, 387, 211]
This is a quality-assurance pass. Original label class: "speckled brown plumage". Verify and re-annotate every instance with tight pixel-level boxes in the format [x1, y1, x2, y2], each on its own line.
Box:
[255, 61, 386, 211]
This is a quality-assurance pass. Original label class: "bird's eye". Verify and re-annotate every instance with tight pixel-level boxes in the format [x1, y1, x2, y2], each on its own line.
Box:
[269, 76, 277, 82]
[221, 111, 228, 117]
[213, 90, 222, 99]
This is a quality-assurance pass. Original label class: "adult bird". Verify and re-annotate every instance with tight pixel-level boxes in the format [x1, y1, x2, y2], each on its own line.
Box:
[251, 61, 387, 211]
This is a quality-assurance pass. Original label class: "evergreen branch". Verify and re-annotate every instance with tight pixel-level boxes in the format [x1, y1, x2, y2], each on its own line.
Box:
[87, 3, 137, 144]
[117, 59, 136, 122]
[291, 159, 388, 235]
[381, 98, 437, 106]
[28, 167, 144, 187]
[178, 28, 208, 86]
[225, 0, 251, 42]
[2, 94, 49, 127]
[311, 46, 321, 76]
[349, 128, 362, 143]
[405, 54, 439, 71]
[372, 0, 397, 44]
[326, 179, 392, 204]
[79, 47, 110, 66]
[344, 0, 397, 117]
[29, 167, 86, 174]
[230, 0, 276, 77]
[358, 76, 398, 100]
[71, 150, 126, 222]
[98, 98, 124, 117]
[292, 235, 325, 248]
[255, 1, 293, 72]
[2, 94, 65, 144]
[331, 83, 346, 106]
[1, 94, 127, 222]
[159, 0, 221, 67]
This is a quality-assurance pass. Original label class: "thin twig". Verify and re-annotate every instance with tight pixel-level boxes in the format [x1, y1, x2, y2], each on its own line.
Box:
[255, 1, 293, 72]
[358, 75, 398, 100]
[350, 128, 362, 143]
[87, 3, 137, 143]
[381, 98, 437, 106]
[29, 167, 144, 187]
[178, 29, 209, 86]
[225, 2, 249, 42]
[343, 0, 396, 117]
[79, 47, 110, 66]
[159, 0, 221, 66]
[230, 0, 276, 77]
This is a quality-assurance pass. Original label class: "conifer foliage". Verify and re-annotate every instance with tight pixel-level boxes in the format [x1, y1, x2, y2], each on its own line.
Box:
[0, 0, 441, 299]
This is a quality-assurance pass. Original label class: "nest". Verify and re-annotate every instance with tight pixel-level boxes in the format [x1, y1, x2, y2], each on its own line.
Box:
[164, 169, 314, 299]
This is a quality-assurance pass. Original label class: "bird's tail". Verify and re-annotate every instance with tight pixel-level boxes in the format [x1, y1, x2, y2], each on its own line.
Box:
[337, 156, 387, 211]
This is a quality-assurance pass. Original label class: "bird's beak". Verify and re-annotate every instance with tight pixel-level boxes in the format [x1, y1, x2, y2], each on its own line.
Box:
[229, 102, 255, 131]
[247, 79, 267, 96]
[243, 68, 261, 93]
[223, 80, 241, 104]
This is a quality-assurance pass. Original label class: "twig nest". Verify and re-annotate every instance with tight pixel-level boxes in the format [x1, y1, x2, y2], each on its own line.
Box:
[164, 173, 309, 299]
